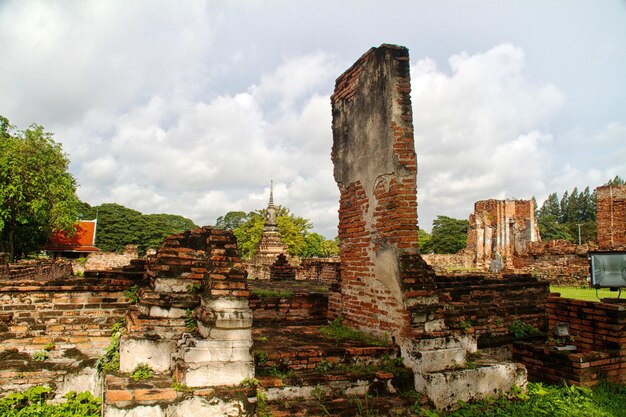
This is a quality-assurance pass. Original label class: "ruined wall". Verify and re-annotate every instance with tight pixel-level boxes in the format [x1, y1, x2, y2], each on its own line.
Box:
[514, 295, 626, 386]
[596, 185, 626, 248]
[295, 257, 340, 284]
[513, 240, 591, 285]
[0, 262, 145, 394]
[421, 250, 475, 272]
[467, 199, 539, 268]
[331, 44, 425, 336]
[78, 245, 139, 272]
[436, 273, 549, 344]
[0, 259, 73, 281]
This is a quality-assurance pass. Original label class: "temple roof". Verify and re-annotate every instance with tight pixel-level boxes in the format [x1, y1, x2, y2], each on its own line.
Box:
[42, 220, 101, 253]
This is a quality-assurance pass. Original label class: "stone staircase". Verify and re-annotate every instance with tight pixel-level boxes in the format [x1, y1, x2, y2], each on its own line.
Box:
[253, 323, 420, 416]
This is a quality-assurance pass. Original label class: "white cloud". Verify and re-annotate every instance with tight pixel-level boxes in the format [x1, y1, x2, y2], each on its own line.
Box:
[1, 1, 623, 241]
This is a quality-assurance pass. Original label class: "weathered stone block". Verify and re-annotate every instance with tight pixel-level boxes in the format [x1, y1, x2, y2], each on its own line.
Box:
[414, 362, 527, 410]
[119, 337, 176, 373]
[179, 361, 255, 387]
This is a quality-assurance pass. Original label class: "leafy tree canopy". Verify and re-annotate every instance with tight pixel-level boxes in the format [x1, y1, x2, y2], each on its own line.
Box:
[0, 116, 80, 260]
[78, 202, 197, 254]
[420, 216, 468, 254]
[215, 211, 247, 231]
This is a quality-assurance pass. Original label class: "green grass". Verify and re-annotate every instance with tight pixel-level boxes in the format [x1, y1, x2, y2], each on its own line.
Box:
[414, 382, 626, 417]
[319, 317, 389, 346]
[551, 286, 623, 302]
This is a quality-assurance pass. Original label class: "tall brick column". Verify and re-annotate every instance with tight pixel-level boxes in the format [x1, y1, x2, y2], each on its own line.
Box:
[331, 44, 434, 337]
[596, 185, 626, 248]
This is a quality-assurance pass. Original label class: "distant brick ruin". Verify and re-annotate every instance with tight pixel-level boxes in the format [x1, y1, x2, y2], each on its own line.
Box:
[596, 184, 626, 248]
[467, 199, 540, 269]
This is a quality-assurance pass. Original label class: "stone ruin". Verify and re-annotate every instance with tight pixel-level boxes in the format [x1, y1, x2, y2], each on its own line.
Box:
[467, 199, 541, 269]
[1, 43, 625, 416]
[331, 44, 528, 408]
[112, 226, 255, 414]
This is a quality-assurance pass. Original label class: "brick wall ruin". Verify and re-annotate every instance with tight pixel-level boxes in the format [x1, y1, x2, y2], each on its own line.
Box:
[513, 240, 591, 285]
[0, 260, 145, 396]
[597, 184, 626, 248]
[467, 199, 540, 269]
[514, 295, 626, 386]
[331, 44, 425, 336]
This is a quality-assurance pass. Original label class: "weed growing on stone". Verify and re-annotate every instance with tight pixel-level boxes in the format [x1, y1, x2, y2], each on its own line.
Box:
[131, 363, 154, 381]
[255, 335, 268, 342]
[43, 342, 55, 351]
[258, 365, 295, 380]
[314, 359, 334, 372]
[96, 319, 125, 375]
[256, 390, 272, 417]
[171, 378, 192, 393]
[454, 319, 474, 334]
[251, 288, 294, 298]
[32, 350, 48, 361]
[312, 384, 331, 416]
[186, 283, 201, 293]
[351, 393, 378, 417]
[123, 285, 140, 304]
[508, 320, 541, 338]
[319, 317, 388, 346]
[253, 350, 269, 366]
[184, 309, 197, 332]
[240, 377, 260, 389]
[0, 386, 101, 417]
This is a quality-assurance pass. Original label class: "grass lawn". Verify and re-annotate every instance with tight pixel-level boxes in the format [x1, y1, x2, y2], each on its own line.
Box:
[433, 382, 626, 417]
[550, 286, 624, 302]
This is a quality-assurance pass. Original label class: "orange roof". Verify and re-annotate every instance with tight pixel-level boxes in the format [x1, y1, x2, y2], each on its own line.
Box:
[42, 220, 101, 253]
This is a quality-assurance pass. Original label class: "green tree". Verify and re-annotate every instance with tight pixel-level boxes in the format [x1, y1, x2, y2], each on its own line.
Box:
[143, 213, 197, 251]
[301, 232, 325, 257]
[418, 228, 433, 254]
[215, 211, 247, 231]
[320, 238, 340, 257]
[233, 211, 265, 259]
[0, 116, 80, 260]
[426, 216, 468, 254]
[605, 175, 625, 186]
[77, 202, 197, 254]
[537, 186, 598, 243]
[90, 203, 145, 253]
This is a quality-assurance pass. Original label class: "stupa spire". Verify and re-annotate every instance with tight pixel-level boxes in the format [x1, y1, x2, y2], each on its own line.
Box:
[264, 180, 278, 231]
[268, 180, 274, 209]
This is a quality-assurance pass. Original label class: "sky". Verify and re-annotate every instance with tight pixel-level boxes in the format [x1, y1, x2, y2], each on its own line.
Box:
[1, 0, 625, 237]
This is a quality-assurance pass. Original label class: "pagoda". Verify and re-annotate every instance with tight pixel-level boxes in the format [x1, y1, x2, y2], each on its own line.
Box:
[243, 181, 290, 279]
[255, 180, 288, 261]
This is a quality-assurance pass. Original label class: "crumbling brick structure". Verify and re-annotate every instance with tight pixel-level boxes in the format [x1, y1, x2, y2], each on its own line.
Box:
[467, 199, 540, 269]
[118, 226, 253, 390]
[596, 184, 626, 248]
[331, 44, 534, 410]
[332, 44, 438, 337]
[270, 254, 296, 281]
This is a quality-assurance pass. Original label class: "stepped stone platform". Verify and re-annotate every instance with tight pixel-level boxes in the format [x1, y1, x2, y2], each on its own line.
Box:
[105, 374, 256, 415]
[252, 323, 421, 416]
